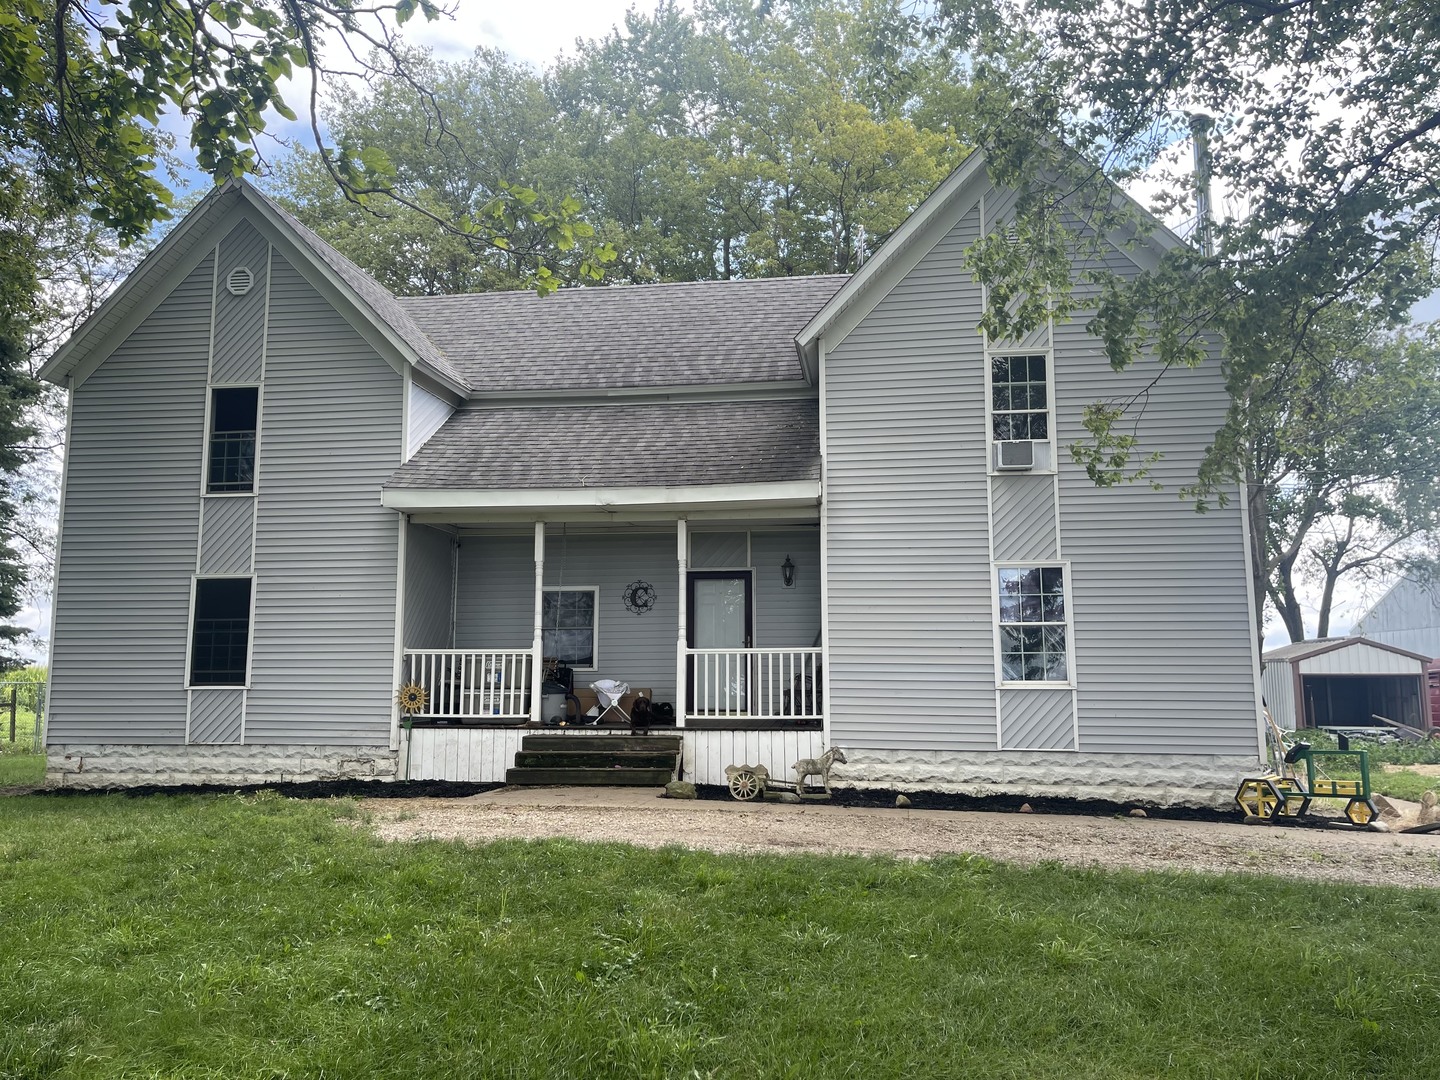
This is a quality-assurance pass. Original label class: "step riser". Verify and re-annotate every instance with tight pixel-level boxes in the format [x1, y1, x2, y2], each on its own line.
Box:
[506, 767, 676, 786]
[520, 736, 681, 753]
[513, 752, 678, 769]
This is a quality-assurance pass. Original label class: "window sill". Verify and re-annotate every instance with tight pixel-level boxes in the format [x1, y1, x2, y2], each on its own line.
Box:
[202, 491, 257, 498]
[997, 681, 1074, 690]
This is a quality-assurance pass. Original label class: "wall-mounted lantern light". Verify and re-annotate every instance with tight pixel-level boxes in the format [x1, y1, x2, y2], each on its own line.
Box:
[781, 554, 796, 588]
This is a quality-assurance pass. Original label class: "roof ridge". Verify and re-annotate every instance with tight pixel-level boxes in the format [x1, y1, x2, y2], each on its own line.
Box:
[394, 273, 852, 304]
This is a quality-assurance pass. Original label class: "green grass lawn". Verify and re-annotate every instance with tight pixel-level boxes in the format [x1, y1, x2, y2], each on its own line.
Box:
[0, 795, 1437, 1078]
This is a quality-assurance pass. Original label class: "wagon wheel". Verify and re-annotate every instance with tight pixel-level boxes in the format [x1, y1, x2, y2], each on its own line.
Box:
[728, 769, 764, 802]
[1234, 777, 1283, 821]
[1344, 798, 1378, 826]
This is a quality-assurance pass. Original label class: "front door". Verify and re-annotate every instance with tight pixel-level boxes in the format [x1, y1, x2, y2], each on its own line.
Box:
[687, 571, 753, 713]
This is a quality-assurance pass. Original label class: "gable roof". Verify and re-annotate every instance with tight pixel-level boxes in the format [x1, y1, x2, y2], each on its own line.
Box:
[794, 147, 1185, 378]
[40, 179, 469, 395]
[1262, 637, 1431, 665]
[396, 276, 847, 393]
[386, 398, 820, 492]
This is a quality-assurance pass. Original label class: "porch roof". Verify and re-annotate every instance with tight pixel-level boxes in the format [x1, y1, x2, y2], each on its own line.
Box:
[384, 398, 820, 503]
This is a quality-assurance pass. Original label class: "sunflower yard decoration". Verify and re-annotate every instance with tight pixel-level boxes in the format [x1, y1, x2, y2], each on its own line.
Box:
[396, 682, 429, 715]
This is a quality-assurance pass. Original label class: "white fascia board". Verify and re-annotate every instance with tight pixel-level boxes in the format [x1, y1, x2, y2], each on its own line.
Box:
[382, 480, 821, 514]
[42, 191, 250, 386]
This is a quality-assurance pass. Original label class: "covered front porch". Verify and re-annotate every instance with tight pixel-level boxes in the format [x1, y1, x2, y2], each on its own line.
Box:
[398, 518, 823, 729]
[392, 512, 825, 783]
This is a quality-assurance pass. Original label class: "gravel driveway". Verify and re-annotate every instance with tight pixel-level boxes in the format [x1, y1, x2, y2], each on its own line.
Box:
[363, 786, 1440, 888]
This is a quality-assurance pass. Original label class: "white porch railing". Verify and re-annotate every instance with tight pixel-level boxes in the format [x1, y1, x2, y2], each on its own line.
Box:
[402, 650, 534, 721]
[687, 648, 823, 721]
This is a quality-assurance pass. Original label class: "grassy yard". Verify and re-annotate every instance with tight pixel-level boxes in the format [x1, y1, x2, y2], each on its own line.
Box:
[0, 795, 1437, 1078]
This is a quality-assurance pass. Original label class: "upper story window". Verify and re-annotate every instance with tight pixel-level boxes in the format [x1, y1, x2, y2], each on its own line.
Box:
[207, 386, 258, 493]
[543, 588, 598, 669]
[991, 354, 1048, 441]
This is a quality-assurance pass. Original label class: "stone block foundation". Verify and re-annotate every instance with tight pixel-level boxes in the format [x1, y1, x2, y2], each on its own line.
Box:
[46, 744, 400, 789]
[829, 749, 1265, 809]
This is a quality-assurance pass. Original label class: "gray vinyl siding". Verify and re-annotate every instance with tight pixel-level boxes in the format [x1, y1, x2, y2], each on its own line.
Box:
[459, 532, 677, 701]
[998, 688, 1075, 750]
[539, 532, 678, 702]
[691, 532, 748, 568]
[824, 204, 998, 751]
[992, 473, 1058, 563]
[405, 523, 454, 649]
[243, 251, 403, 744]
[454, 534, 535, 649]
[1054, 255, 1257, 755]
[48, 257, 214, 743]
[751, 531, 821, 649]
[210, 221, 269, 385]
[198, 497, 255, 575]
[189, 688, 245, 744]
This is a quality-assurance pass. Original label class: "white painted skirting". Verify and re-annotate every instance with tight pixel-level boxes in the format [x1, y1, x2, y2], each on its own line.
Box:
[680, 729, 826, 786]
[401, 726, 829, 785]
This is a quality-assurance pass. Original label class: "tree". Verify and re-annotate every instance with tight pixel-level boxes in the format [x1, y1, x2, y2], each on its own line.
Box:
[274, 0, 967, 286]
[925, 0, 1440, 642]
[929, 0, 1439, 486]
[1251, 318, 1440, 642]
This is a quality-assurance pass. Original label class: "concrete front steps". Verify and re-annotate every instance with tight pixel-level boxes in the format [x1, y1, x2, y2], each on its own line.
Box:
[505, 734, 682, 787]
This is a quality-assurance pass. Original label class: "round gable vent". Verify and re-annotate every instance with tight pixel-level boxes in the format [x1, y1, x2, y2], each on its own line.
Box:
[226, 266, 255, 296]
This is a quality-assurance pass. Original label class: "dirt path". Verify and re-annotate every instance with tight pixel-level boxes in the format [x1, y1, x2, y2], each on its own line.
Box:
[362, 787, 1440, 888]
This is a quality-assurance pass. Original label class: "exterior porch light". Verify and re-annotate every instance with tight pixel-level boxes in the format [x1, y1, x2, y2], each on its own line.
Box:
[781, 554, 796, 588]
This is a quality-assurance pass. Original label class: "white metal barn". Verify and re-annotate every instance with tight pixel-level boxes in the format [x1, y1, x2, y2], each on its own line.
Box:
[1261, 638, 1430, 732]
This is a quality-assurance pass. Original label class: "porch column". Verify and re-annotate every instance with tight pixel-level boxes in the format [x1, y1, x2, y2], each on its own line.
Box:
[531, 521, 545, 725]
[675, 517, 688, 728]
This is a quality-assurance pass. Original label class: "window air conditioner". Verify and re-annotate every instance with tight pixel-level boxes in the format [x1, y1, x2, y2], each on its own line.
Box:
[995, 440, 1035, 471]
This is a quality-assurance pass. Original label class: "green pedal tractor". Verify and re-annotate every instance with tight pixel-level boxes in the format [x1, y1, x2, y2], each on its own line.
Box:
[1235, 738, 1379, 826]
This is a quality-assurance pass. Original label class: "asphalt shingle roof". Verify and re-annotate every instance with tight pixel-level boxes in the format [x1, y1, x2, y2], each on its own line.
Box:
[387, 399, 820, 490]
[396, 276, 848, 393]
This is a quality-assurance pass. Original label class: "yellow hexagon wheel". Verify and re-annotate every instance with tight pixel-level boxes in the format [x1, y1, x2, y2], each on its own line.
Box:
[1344, 799, 1378, 826]
[1235, 777, 1283, 820]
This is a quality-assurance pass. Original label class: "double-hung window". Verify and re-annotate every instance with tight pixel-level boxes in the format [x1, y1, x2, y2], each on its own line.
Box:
[991, 354, 1048, 441]
[997, 566, 1069, 682]
[542, 588, 598, 669]
[207, 387, 258, 493]
[190, 577, 253, 686]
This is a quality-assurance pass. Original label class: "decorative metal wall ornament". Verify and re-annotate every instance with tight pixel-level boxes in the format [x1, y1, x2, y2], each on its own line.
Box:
[623, 580, 657, 614]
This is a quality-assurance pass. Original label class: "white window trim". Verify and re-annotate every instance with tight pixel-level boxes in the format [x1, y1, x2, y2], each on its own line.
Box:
[185, 573, 257, 690]
[201, 382, 264, 497]
[993, 560, 1076, 689]
[983, 348, 1057, 475]
[542, 585, 600, 672]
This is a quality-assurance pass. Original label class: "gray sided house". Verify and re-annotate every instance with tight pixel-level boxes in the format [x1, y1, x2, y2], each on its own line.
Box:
[41, 152, 1265, 804]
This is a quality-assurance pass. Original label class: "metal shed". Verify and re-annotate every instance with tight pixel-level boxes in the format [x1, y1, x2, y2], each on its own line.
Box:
[1261, 638, 1431, 732]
